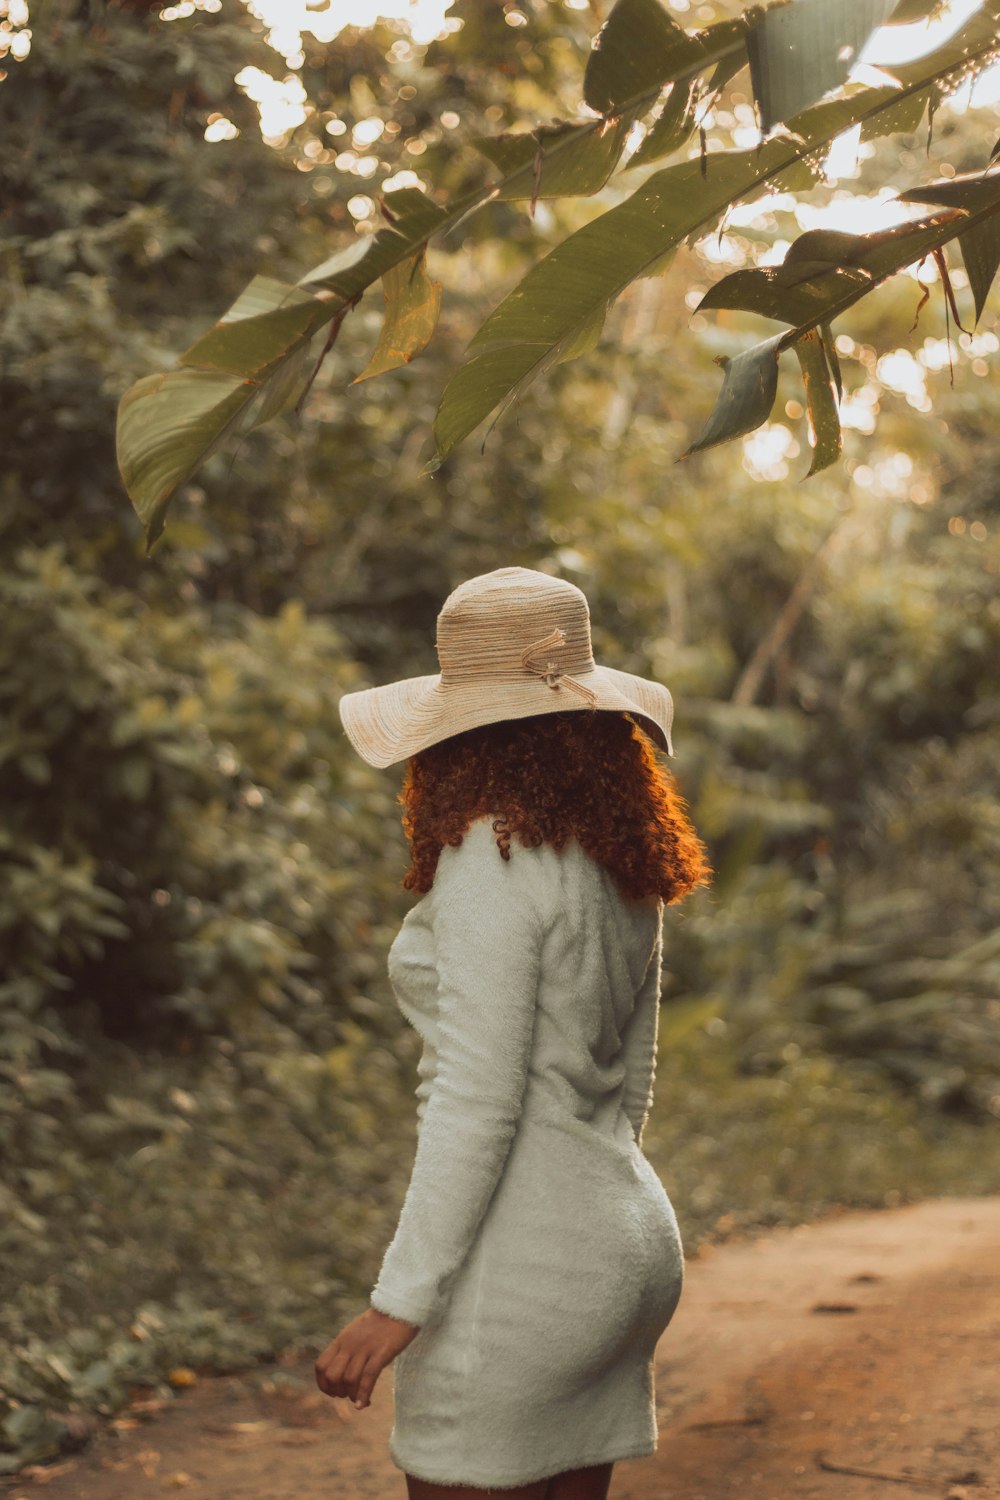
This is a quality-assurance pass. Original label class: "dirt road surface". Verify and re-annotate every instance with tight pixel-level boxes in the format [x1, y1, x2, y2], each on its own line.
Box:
[5, 1195, 998, 1500]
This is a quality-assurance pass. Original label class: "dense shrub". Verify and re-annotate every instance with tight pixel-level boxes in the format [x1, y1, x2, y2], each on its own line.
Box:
[0, 543, 417, 1472]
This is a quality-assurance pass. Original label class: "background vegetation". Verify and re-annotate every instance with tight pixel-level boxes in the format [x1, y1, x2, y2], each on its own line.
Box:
[1, 0, 998, 1475]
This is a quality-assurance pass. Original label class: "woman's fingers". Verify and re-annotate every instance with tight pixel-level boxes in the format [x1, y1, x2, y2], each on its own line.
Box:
[315, 1339, 349, 1396]
[355, 1370, 379, 1408]
[342, 1347, 371, 1400]
[353, 1354, 383, 1409]
[314, 1313, 404, 1406]
[315, 1338, 380, 1403]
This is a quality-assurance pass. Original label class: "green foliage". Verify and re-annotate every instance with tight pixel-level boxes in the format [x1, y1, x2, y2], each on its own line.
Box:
[682, 330, 786, 456]
[689, 202, 995, 458]
[0, 542, 411, 1472]
[647, 1018, 1000, 1246]
[0, 0, 312, 580]
[0, 541, 402, 1055]
[583, 0, 731, 117]
[746, 0, 896, 133]
[0, 1022, 416, 1475]
[110, 0, 1000, 543]
[901, 165, 1000, 322]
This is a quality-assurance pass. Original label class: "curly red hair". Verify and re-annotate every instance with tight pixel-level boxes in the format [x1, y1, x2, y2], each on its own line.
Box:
[399, 710, 711, 904]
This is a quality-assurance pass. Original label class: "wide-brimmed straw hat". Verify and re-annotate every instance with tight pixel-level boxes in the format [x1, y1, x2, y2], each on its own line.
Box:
[338, 566, 675, 769]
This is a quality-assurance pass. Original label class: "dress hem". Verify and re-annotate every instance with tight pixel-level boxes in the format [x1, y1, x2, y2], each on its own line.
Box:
[388, 1437, 658, 1489]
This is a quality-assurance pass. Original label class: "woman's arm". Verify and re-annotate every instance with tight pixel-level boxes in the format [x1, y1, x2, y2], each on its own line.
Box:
[620, 911, 664, 1152]
[370, 820, 544, 1328]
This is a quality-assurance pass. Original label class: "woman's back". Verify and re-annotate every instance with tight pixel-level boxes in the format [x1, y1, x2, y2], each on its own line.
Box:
[388, 816, 663, 1150]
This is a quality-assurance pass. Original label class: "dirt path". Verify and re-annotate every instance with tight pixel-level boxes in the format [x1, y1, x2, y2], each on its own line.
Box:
[5, 1195, 999, 1500]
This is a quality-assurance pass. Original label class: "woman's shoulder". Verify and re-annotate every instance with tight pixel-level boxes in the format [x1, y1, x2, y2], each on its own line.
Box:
[434, 814, 542, 876]
[431, 815, 555, 918]
[433, 818, 635, 910]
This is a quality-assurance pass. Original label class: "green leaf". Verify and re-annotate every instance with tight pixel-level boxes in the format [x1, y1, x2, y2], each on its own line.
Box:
[956, 215, 1000, 325]
[700, 212, 974, 331]
[698, 260, 873, 325]
[858, 81, 931, 141]
[117, 189, 453, 537]
[820, 320, 842, 401]
[474, 113, 636, 200]
[118, 276, 334, 545]
[793, 328, 842, 476]
[116, 371, 258, 554]
[297, 186, 450, 296]
[551, 301, 609, 365]
[584, 0, 709, 115]
[689, 193, 1000, 465]
[747, 0, 899, 134]
[706, 44, 750, 96]
[885, 0, 946, 23]
[681, 332, 786, 456]
[637, 249, 677, 280]
[295, 237, 371, 291]
[433, 87, 905, 458]
[433, 306, 608, 461]
[433, 0, 1000, 460]
[179, 276, 331, 378]
[433, 345, 552, 461]
[843, 212, 967, 280]
[900, 166, 1000, 323]
[769, 141, 829, 194]
[248, 342, 314, 429]
[629, 79, 701, 167]
[354, 251, 442, 383]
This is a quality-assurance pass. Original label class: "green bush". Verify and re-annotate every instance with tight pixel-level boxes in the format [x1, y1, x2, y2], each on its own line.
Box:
[0, 542, 418, 1472]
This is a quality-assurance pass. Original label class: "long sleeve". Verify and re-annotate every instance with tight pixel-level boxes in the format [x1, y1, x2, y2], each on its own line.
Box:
[620, 908, 664, 1152]
[370, 821, 544, 1329]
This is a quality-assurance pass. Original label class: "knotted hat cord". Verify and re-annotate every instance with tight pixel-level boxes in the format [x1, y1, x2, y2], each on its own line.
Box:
[520, 628, 598, 707]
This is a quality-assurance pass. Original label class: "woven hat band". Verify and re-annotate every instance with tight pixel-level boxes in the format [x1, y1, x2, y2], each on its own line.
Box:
[437, 598, 594, 685]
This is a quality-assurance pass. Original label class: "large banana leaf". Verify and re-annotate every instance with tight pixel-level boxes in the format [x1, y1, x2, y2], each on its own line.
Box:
[747, 0, 898, 133]
[473, 114, 638, 201]
[686, 178, 1000, 460]
[433, 0, 1000, 461]
[118, 276, 335, 551]
[696, 217, 967, 322]
[899, 166, 1000, 322]
[178, 275, 331, 377]
[584, 0, 740, 115]
[118, 194, 461, 547]
[117, 371, 261, 553]
[115, 4, 743, 550]
[118, 0, 1000, 539]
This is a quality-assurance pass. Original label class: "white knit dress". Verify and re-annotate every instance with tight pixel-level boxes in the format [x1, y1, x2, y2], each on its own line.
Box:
[370, 816, 685, 1489]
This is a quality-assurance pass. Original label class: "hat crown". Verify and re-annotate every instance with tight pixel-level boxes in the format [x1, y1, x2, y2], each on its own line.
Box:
[436, 567, 595, 684]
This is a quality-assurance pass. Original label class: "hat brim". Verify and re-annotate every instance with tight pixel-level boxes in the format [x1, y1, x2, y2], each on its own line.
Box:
[338, 664, 674, 769]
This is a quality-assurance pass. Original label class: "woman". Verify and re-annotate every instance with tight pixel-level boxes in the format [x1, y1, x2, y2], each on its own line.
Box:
[315, 566, 710, 1499]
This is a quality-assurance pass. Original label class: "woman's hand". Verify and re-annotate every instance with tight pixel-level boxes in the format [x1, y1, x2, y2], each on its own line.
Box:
[314, 1306, 421, 1410]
